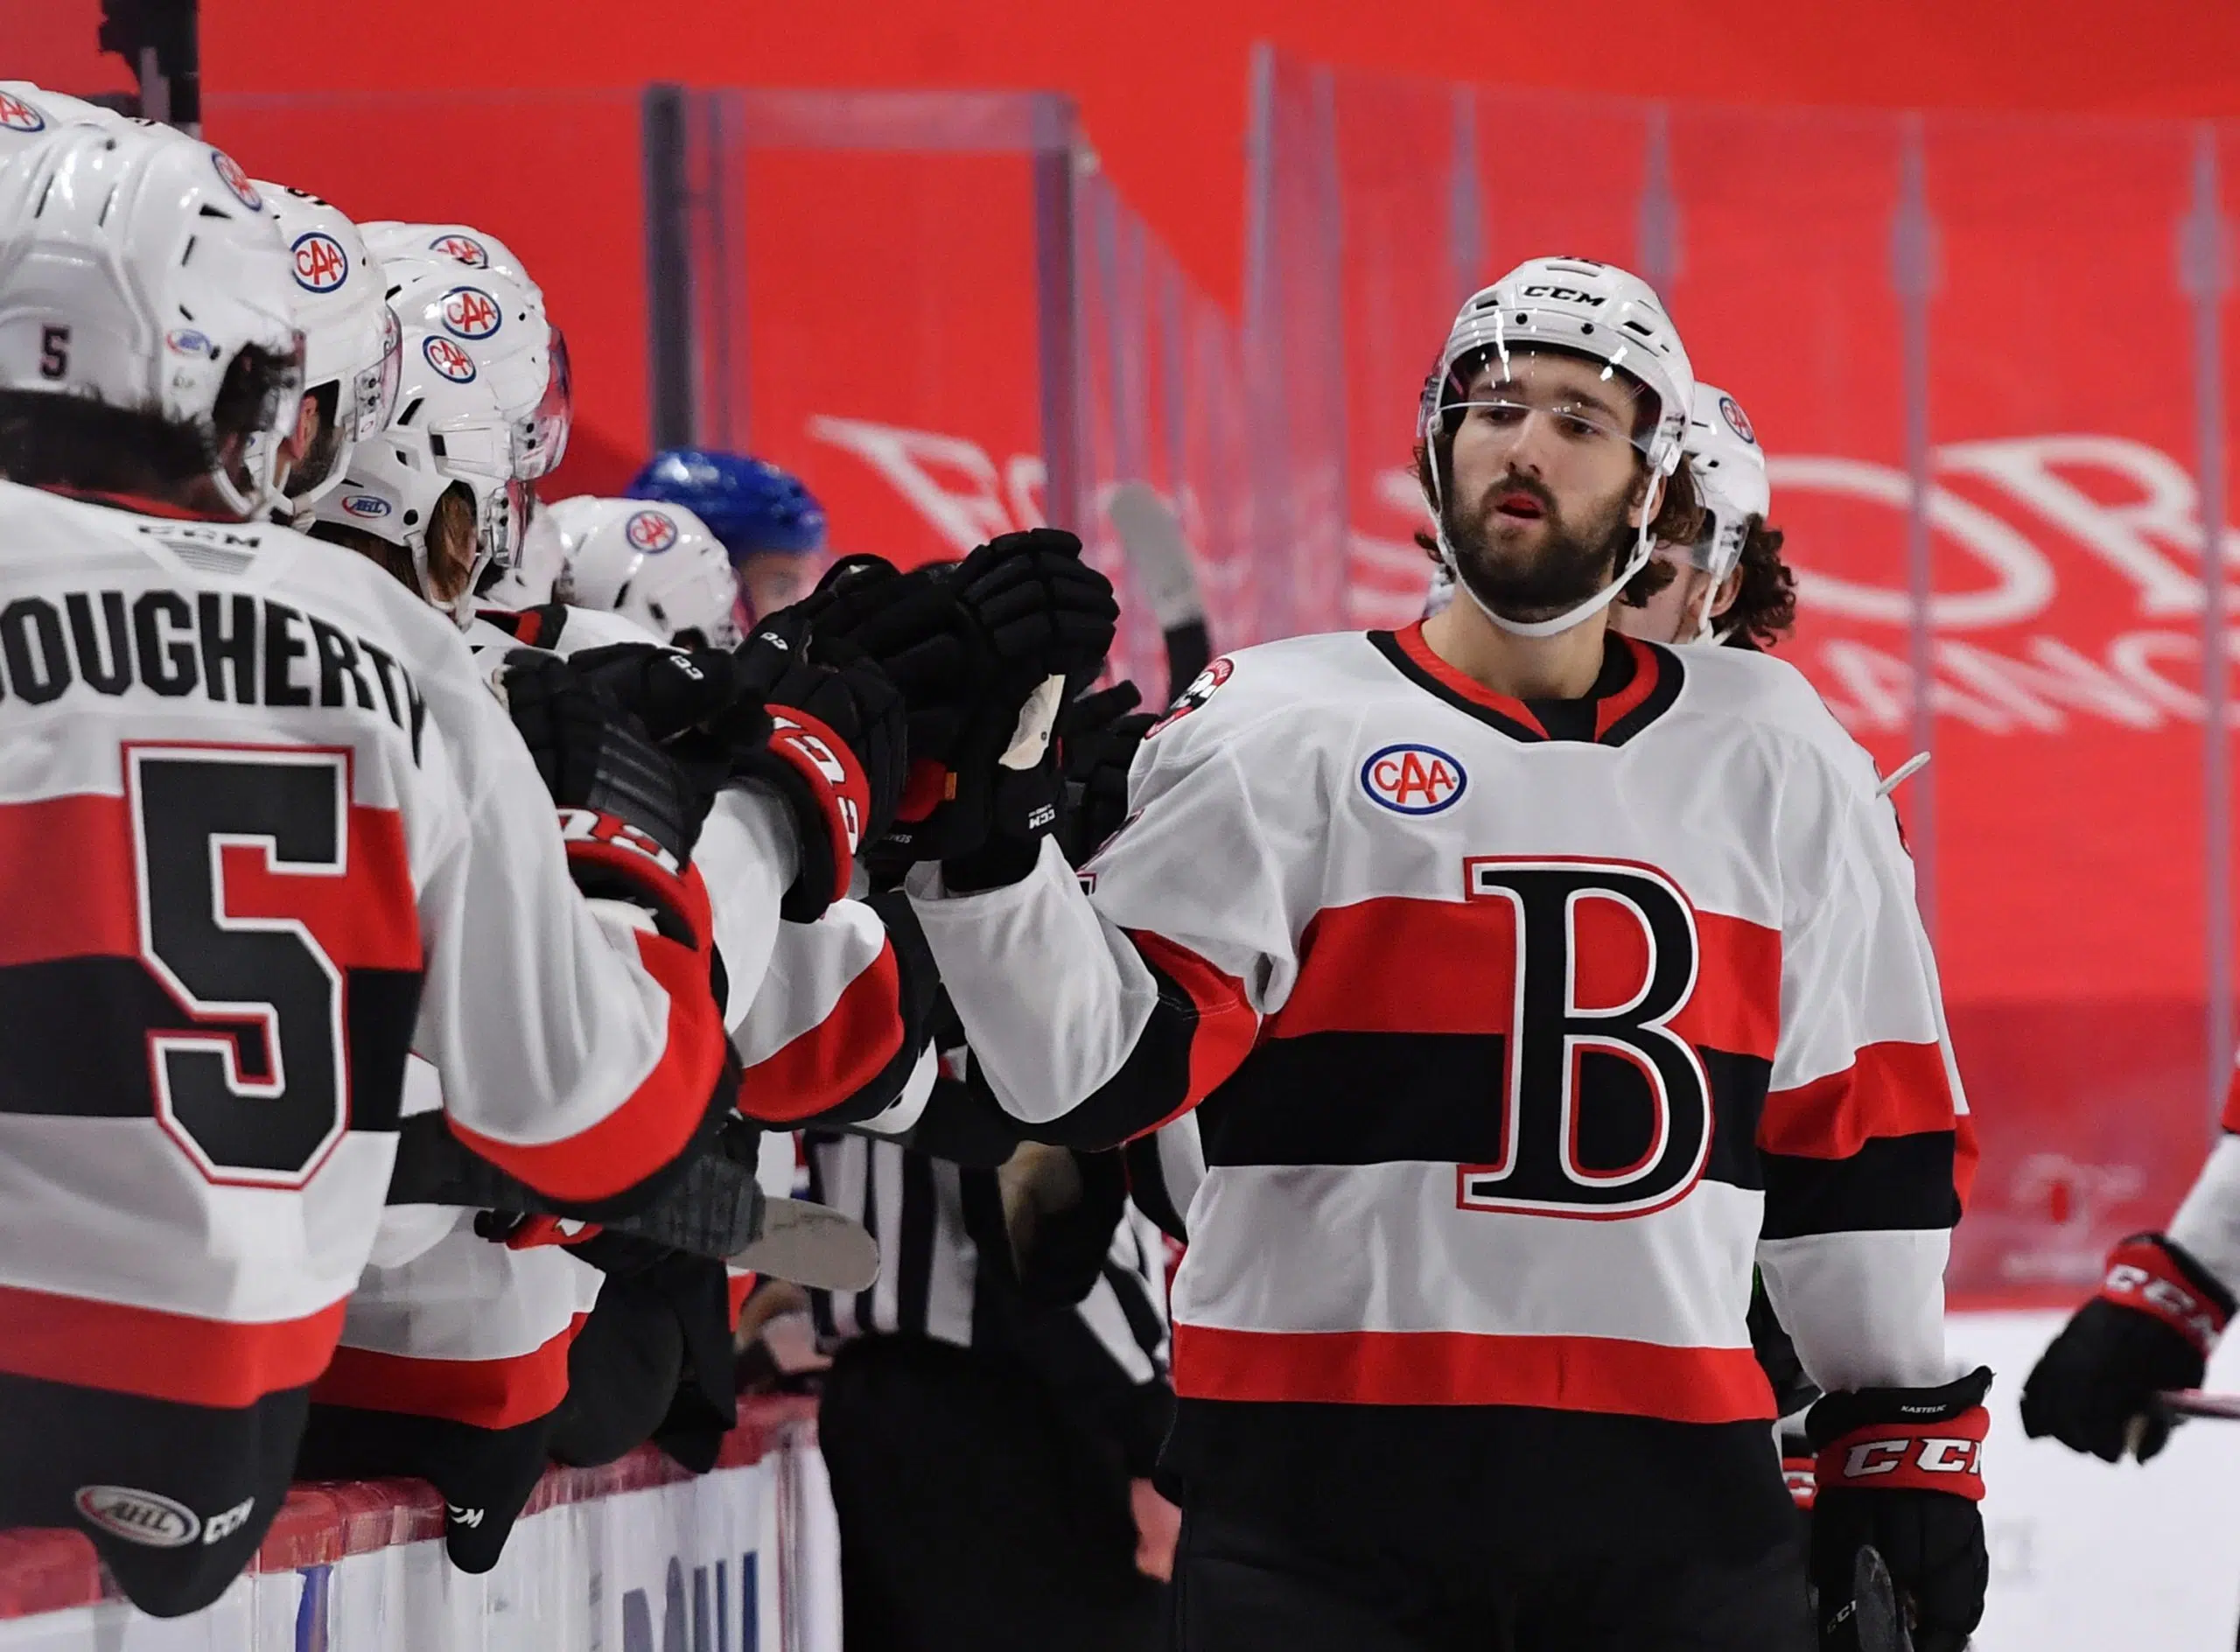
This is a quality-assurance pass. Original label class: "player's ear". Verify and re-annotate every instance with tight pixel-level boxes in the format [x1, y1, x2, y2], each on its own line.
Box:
[1711, 565, 1745, 619]
[1629, 466, 1666, 529]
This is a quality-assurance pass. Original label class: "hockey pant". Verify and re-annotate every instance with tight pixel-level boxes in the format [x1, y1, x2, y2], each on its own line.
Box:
[0, 1370, 304, 1619]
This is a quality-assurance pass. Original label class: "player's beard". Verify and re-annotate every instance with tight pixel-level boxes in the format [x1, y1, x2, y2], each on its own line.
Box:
[1441, 470, 1636, 627]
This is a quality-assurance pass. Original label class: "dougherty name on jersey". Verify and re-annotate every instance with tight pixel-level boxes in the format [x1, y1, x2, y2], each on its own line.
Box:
[0, 589, 428, 760]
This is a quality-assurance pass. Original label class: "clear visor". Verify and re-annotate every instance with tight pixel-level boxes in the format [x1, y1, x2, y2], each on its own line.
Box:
[1432, 346, 1656, 461]
[515, 326, 572, 480]
[357, 304, 403, 444]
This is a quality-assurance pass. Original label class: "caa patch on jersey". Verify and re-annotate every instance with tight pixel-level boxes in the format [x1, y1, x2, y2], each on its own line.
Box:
[290, 230, 349, 293]
[1147, 655, 1233, 738]
[1361, 743, 1466, 815]
[424, 335, 477, 382]
[626, 508, 680, 552]
[440, 286, 503, 341]
[430, 232, 489, 267]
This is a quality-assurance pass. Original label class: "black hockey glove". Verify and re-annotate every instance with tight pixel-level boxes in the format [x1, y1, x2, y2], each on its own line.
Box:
[1054, 679, 1151, 868]
[562, 642, 755, 746]
[2020, 1231, 2232, 1462]
[1807, 1366, 1992, 1652]
[822, 529, 1119, 866]
[727, 610, 907, 922]
[499, 648, 713, 950]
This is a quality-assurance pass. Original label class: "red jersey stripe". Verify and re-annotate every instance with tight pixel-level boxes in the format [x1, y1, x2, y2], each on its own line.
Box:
[0, 1283, 345, 1407]
[1270, 894, 1780, 1060]
[1760, 1040, 1958, 1159]
[448, 926, 725, 1205]
[311, 1313, 586, 1431]
[0, 788, 418, 973]
[1130, 928, 1258, 1111]
[1593, 637, 1663, 738]
[1392, 621, 1550, 737]
[1173, 1323, 1776, 1424]
[737, 939, 905, 1124]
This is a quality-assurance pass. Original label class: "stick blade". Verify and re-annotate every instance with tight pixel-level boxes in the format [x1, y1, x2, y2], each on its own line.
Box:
[1853, 1545, 1914, 1652]
[728, 1195, 881, 1292]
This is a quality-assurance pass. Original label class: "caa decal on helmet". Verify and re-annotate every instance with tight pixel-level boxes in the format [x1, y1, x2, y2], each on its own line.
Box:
[290, 230, 349, 293]
[0, 92, 46, 133]
[1146, 655, 1234, 738]
[424, 334, 478, 382]
[1361, 744, 1467, 816]
[428, 232, 489, 267]
[74, 1485, 200, 1550]
[340, 494, 392, 518]
[1718, 394, 1757, 446]
[209, 150, 262, 212]
[625, 508, 681, 552]
[164, 328, 214, 357]
[440, 286, 502, 341]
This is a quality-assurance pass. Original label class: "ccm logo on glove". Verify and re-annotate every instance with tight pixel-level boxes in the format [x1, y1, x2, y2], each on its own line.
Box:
[1817, 1405, 1990, 1500]
[556, 806, 682, 876]
[2102, 1240, 2230, 1354]
[1837, 1435, 1982, 1480]
[770, 712, 862, 852]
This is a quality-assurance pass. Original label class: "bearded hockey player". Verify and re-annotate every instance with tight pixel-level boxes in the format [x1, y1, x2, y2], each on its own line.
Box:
[0, 123, 736, 1615]
[902, 257, 1984, 1651]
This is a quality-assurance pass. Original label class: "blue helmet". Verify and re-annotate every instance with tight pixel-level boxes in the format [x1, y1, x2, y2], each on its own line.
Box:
[625, 448, 826, 561]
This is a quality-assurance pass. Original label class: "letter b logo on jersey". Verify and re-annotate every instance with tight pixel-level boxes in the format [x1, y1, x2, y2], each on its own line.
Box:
[1458, 858, 1712, 1218]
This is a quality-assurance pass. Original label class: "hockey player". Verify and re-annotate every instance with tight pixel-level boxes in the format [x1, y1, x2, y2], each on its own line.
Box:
[627, 447, 826, 623]
[898, 257, 1984, 1651]
[536, 494, 746, 650]
[1614, 381, 1797, 651]
[0, 122, 746, 1615]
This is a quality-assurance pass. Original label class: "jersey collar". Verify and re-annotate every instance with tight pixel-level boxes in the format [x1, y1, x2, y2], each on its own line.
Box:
[41, 484, 247, 525]
[1370, 621, 1684, 747]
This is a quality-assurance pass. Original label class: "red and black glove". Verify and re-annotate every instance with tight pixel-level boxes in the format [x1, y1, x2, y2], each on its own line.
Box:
[2020, 1230, 2233, 1463]
[727, 611, 906, 922]
[1807, 1366, 1992, 1652]
[500, 648, 715, 951]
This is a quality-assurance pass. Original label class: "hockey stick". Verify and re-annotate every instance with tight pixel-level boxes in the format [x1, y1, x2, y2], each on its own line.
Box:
[2161, 1389, 2240, 1421]
[1104, 481, 1213, 698]
[1876, 752, 1930, 799]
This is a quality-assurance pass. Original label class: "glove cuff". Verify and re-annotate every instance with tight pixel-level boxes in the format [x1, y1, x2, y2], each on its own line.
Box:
[2099, 1232, 2235, 1356]
[560, 808, 714, 951]
[1809, 1365, 1993, 1502]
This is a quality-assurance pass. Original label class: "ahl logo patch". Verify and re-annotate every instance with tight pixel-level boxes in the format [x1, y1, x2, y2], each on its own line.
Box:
[440, 285, 502, 340]
[1146, 656, 1234, 737]
[0, 92, 46, 133]
[290, 230, 349, 292]
[164, 328, 214, 357]
[1718, 394, 1757, 446]
[625, 508, 680, 552]
[424, 334, 477, 382]
[1362, 743, 1467, 815]
[340, 494, 391, 518]
[429, 232, 489, 268]
[209, 150, 262, 212]
[75, 1485, 200, 1549]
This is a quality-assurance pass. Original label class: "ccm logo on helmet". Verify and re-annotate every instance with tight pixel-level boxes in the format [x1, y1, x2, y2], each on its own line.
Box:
[424, 335, 477, 382]
[340, 494, 391, 518]
[1520, 284, 1606, 306]
[0, 93, 46, 133]
[291, 231, 349, 293]
[74, 1485, 200, 1549]
[626, 509, 680, 552]
[441, 286, 502, 340]
[210, 150, 262, 212]
[429, 233, 489, 267]
[1362, 744, 1466, 815]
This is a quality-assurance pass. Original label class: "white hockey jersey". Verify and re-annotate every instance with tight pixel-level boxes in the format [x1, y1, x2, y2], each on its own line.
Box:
[910, 622, 1973, 1527]
[0, 484, 728, 1416]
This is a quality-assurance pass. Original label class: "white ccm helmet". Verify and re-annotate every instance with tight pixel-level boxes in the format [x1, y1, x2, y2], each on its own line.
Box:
[0, 84, 123, 163]
[259, 185, 402, 515]
[547, 496, 745, 648]
[383, 243, 570, 480]
[1420, 256, 1694, 639]
[361, 220, 543, 305]
[312, 323, 523, 627]
[0, 122, 304, 519]
[1679, 382, 1768, 586]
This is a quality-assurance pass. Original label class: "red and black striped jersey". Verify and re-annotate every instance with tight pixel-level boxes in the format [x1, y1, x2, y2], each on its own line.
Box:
[907, 622, 1973, 1534]
[0, 483, 729, 1415]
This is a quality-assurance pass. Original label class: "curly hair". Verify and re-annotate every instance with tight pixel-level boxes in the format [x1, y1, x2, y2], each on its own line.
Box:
[1718, 519, 1799, 652]
[1408, 437, 1703, 612]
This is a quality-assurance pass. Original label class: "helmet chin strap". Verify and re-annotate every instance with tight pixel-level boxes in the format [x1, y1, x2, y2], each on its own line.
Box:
[1435, 467, 1669, 641]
